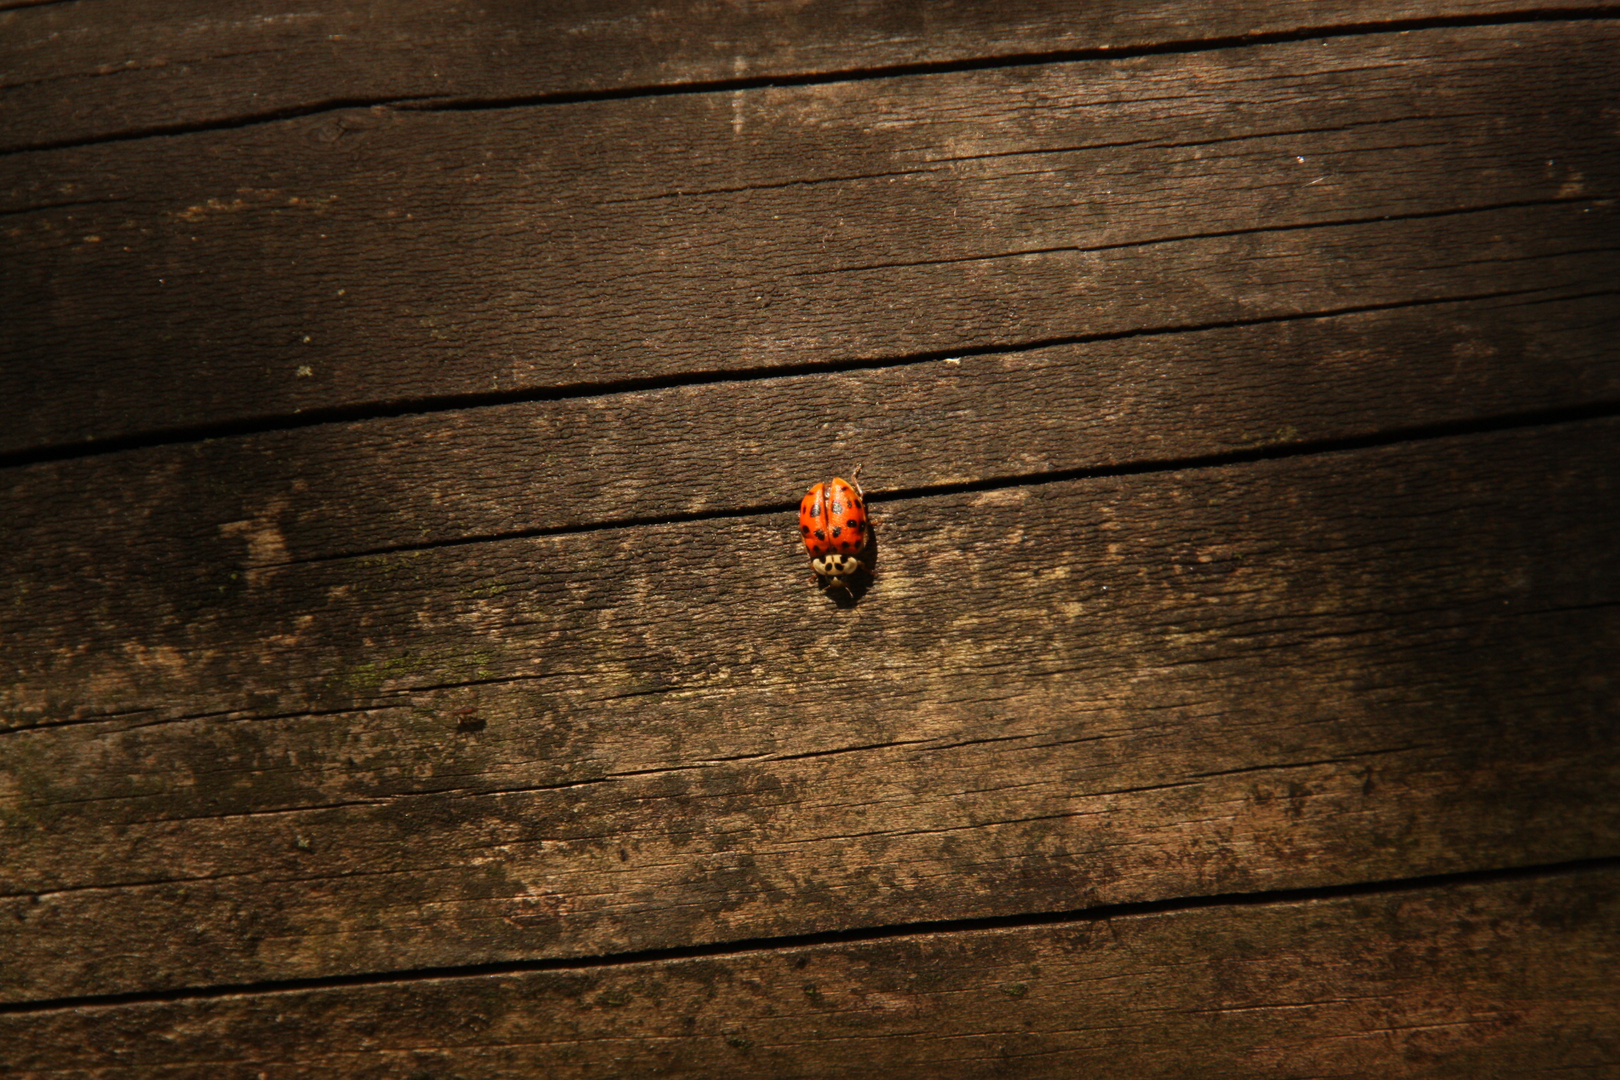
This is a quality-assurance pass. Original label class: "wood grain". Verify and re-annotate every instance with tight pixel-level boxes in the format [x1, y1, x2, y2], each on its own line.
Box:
[3, 23, 1617, 454]
[5, 0, 1616, 1064]
[3, 419, 1616, 1001]
[5, 869, 1617, 1078]
[4, 0, 1614, 152]
[4, 290, 1615, 569]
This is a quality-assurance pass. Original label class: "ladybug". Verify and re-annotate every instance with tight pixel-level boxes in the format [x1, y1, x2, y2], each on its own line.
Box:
[799, 465, 870, 592]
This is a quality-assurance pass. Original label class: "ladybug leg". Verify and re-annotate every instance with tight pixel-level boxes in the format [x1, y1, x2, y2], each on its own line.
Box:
[850, 462, 863, 496]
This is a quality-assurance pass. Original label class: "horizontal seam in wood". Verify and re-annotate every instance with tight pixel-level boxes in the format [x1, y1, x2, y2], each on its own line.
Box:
[0, 0, 83, 12]
[270, 401, 1620, 566]
[779, 196, 1607, 278]
[0, 92, 449, 158]
[3, 8, 1616, 157]
[1, 280, 1604, 474]
[1187, 744, 1441, 779]
[0, 195, 130, 219]
[592, 114, 1491, 205]
[1, 855, 1614, 1017]
[0, 44, 306, 94]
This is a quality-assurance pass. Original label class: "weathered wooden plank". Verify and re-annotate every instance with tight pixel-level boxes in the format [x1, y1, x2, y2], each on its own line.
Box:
[3, 23, 1616, 454]
[5, 291, 1615, 569]
[4, 0, 1613, 153]
[5, 869, 1617, 1077]
[3, 420, 1616, 1001]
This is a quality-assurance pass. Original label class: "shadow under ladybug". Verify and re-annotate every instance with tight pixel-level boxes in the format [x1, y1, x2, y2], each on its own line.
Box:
[798, 467, 878, 608]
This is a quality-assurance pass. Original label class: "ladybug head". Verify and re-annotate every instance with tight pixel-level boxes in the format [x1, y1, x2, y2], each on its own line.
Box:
[812, 552, 864, 587]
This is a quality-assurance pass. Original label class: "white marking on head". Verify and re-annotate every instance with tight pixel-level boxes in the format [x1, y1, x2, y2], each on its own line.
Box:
[812, 554, 859, 575]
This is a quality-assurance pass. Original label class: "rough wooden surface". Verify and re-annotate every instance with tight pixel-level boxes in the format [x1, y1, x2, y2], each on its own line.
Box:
[4, 420, 1616, 1002]
[4, 1, 1619, 1071]
[5, 869, 1617, 1078]
[5, 0, 1615, 153]
[3, 21, 1617, 455]
[4, 290, 1615, 568]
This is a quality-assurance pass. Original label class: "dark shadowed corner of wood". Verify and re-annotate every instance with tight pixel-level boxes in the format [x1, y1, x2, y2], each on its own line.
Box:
[1, 1, 1619, 1076]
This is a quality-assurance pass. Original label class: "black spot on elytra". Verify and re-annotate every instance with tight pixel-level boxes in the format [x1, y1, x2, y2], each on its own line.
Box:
[846, 520, 862, 532]
[831, 526, 842, 538]
[815, 529, 825, 540]
[801, 525, 810, 534]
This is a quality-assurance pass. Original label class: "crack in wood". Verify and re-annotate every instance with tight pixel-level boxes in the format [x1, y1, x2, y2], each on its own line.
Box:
[254, 397, 1620, 566]
[0, 276, 1596, 473]
[0, 44, 304, 93]
[785, 196, 1605, 278]
[1, 856, 1613, 1018]
[5, 8, 1615, 156]
[1188, 745, 1440, 779]
[592, 115, 1480, 206]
